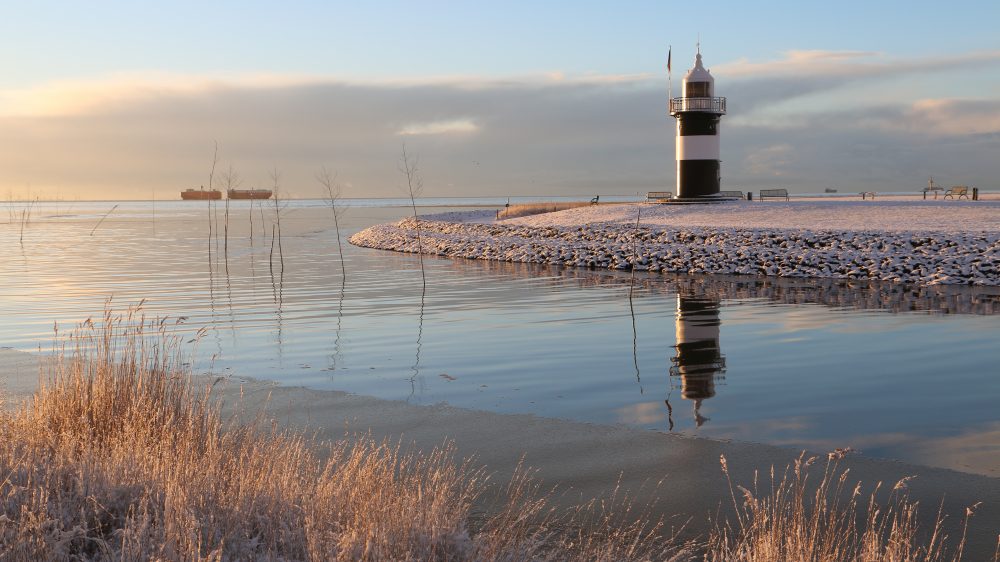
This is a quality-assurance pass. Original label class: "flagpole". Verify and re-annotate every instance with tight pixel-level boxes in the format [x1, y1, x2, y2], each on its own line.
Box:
[667, 45, 673, 108]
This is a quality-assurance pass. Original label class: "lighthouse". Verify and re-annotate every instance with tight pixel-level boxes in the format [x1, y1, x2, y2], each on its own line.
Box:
[669, 47, 727, 200]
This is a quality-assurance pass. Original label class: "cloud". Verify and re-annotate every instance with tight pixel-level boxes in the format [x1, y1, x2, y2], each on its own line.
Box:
[0, 71, 656, 118]
[0, 74, 677, 199]
[903, 98, 1000, 136]
[0, 52, 998, 200]
[0, 72, 328, 118]
[744, 144, 793, 176]
[715, 49, 1000, 80]
[397, 119, 479, 136]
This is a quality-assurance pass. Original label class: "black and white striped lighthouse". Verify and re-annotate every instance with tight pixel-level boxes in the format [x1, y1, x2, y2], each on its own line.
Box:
[669, 47, 727, 200]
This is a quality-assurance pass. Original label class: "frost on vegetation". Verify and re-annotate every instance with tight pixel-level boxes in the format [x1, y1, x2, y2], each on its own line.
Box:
[349, 215, 1000, 286]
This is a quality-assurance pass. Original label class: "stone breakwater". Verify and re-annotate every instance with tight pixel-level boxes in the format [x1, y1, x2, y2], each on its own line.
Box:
[350, 215, 1000, 286]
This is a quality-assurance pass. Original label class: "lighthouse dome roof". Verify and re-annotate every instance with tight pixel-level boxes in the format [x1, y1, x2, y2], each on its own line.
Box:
[684, 52, 714, 84]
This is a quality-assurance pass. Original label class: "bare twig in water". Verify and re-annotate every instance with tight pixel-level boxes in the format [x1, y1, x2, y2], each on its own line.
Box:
[399, 145, 428, 401]
[248, 195, 255, 247]
[220, 164, 242, 271]
[399, 144, 425, 291]
[19, 197, 37, 244]
[316, 166, 347, 284]
[90, 204, 119, 236]
[269, 223, 276, 279]
[269, 167, 285, 274]
[206, 141, 219, 265]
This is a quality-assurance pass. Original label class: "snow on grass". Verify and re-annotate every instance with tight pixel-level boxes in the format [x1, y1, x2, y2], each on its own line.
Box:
[504, 200, 1000, 233]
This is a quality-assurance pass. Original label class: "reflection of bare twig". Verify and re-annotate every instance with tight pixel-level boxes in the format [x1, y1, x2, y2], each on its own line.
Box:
[408, 286, 426, 403]
[90, 204, 119, 236]
[330, 276, 346, 370]
[628, 203, 642, 391]
[269, 219, 285, 360]
[317, 166, 349, 372]
[400, 145, 428, 402]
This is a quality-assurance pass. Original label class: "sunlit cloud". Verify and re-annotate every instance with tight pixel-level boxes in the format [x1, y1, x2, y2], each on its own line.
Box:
[716, 49, 1000, 79]
[0, 71, 658, 118]
[397, 118, 479, 136]
[902, 98, 1000, 136]
[742, 97, 1000, 138]
[0, 72, 327, 117]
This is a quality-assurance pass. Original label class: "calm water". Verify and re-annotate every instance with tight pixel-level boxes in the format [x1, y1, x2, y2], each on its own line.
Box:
[2, 200, 999, 476]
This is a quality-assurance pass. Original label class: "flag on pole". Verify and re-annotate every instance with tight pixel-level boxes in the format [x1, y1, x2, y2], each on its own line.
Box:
[667, 47, 672, 74]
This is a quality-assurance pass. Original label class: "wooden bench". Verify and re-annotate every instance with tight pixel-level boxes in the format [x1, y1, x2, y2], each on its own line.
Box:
[759, 188, 789, 201]
[718, 190, 745, 199]
[860, 191, 876, 200]
[646, 191, 673, 202]
[943, 186, 969, 200]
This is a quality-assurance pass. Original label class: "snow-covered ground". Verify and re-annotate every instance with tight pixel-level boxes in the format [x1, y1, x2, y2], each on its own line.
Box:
[350, 200, 1000, 286]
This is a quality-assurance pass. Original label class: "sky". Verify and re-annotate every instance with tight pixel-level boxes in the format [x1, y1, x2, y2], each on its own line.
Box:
[1, 0, 998, 200]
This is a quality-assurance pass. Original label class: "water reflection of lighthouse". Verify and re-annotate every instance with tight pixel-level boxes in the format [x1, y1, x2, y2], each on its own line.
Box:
[669, 294, 726, 427]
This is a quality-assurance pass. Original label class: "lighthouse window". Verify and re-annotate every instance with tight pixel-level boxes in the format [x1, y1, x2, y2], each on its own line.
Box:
[686, 82, 710, 97]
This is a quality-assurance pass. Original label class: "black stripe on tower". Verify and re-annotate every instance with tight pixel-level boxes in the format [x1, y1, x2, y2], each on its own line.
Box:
[678, 160, 720, 198]
[678, 113, 719, 136]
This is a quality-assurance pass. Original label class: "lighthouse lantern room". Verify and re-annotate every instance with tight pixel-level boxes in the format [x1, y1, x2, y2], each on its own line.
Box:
[669, 48, 727, 200]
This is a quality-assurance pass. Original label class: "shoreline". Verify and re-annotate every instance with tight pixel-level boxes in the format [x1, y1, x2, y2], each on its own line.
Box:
[350, 200, 1000, 286]
[3, 347, 999, 557]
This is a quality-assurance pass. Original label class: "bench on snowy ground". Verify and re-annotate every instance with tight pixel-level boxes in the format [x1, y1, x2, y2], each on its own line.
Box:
[718, 190, 745, 199]
[646, 191, 673, 202]
[759, 188, 789, 201]
[943, 186, 969, 200]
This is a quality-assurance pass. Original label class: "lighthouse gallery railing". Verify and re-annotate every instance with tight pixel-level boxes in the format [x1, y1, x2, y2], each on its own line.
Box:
[669, 97, 727, 115]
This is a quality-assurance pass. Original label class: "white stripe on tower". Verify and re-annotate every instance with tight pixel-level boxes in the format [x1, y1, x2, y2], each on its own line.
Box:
[675, 133, 720, 161]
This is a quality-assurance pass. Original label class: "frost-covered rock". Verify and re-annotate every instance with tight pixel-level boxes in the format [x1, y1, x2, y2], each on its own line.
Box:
[350, 204, 1000, 287]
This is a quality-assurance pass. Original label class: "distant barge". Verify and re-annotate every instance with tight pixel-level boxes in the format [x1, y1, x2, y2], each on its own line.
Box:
[180, 188, 272, 200]
[227, 189, 273, 200]
[181, 188, 222, 200]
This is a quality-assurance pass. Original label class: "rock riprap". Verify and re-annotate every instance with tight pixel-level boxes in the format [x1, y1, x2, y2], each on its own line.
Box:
[350, 212, 1000, 286]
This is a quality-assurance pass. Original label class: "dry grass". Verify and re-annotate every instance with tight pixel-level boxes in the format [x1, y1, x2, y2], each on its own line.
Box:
[0, 308, 687, 561]
[0, 307, 992, 560]
[707, 452, 988, 562]
[497, 202, 593, 220]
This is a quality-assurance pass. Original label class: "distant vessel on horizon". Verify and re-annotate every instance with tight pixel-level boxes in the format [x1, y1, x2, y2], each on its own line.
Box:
[825, 188, 837, 193]
[181, 188, 221, 200]
[227, 188, 273, 200]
